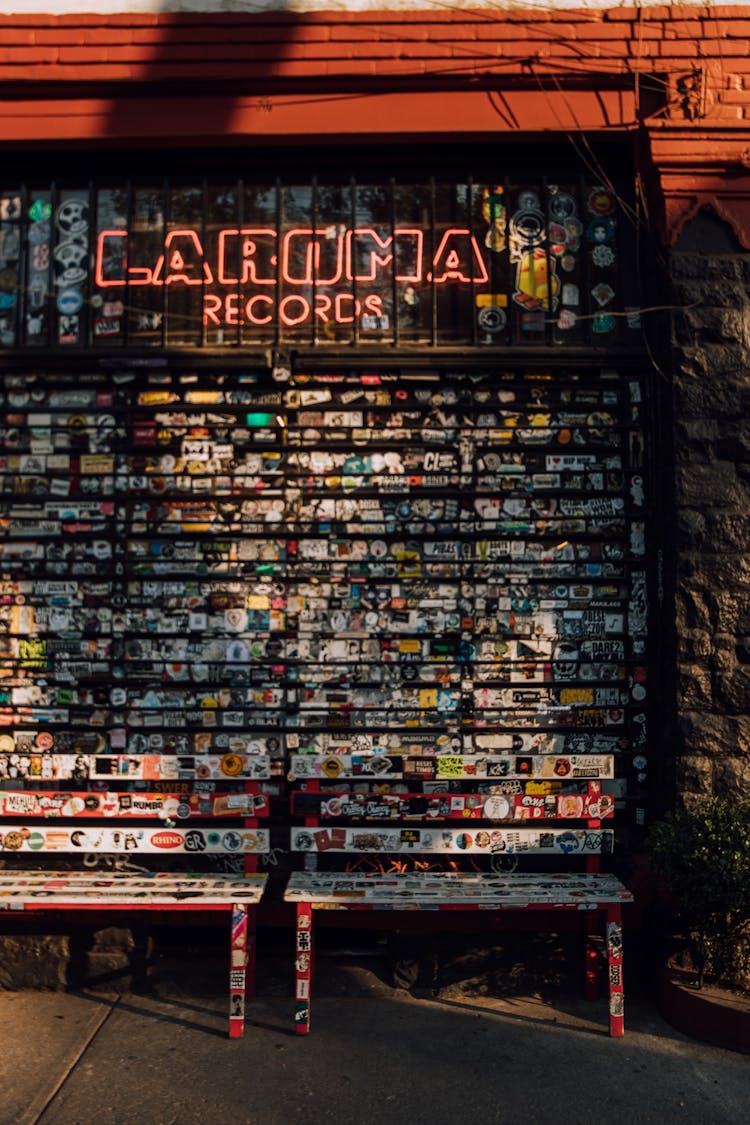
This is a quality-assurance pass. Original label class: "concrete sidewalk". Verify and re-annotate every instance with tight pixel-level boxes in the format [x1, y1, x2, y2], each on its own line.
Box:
[1, 954, 748, 1125]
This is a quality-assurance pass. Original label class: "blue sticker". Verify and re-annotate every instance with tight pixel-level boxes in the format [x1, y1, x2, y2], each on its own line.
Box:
[57, 288, 83, 315]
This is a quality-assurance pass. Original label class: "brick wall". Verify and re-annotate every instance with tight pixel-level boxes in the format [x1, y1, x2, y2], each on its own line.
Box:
[0, 5, 745, 103]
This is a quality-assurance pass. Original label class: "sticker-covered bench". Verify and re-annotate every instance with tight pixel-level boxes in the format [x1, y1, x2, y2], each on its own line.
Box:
[285, 746, 632, 1036]
[0, 749, 270, 1038]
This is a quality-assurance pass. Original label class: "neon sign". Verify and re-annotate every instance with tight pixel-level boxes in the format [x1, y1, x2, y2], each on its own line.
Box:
[95, 226, 490, 329]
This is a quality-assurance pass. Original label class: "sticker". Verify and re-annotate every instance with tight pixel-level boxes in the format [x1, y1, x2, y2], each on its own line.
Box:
[587, 188, 615, 216]
[56, 199, 89, 236]
[220, 754, 244, 777]
[56, 290, 82, 317]
[591, 283, 615, 308]
[477, 306, 507, 333]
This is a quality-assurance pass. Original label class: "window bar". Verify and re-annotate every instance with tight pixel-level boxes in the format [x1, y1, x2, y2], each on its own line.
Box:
[200, 179, 208, 348]
[236, 178, 244, 348]
[15, 183, 27, 347]
[274, 178, 282, 348]
[467, 176, 478, 348]
[389, 176, 399, 347]
[505, 177, 520, 345]
[123, 180, 133, 350]
[351, 177, 359, 348]
[579, 173, 592, 348]
[86, 180, 95, 348]
[429, 176, 437, 348]
[161, 179, 168, 349]
[47, 181, 57, 349]
[311, 176, 318, 348]
[542, 176, 554, 347]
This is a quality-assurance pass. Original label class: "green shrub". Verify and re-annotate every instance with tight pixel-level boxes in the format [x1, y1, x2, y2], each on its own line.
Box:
[647, 798, 750, 990]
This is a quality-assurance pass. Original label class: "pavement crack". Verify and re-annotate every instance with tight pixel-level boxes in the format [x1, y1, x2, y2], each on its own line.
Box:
[19, 996, 120, 1125]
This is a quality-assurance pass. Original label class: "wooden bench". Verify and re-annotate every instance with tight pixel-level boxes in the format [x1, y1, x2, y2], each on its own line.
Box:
[284, 747, 632, 1036]
[0, 749, 270, 1037]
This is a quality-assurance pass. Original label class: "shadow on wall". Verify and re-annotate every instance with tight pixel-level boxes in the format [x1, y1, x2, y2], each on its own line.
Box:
[105, 0, 301, 147]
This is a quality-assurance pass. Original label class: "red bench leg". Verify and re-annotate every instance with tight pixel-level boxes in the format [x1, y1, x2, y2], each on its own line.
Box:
[295, 902, 313, 1035]
[229, 903, 248, 1039]
[606, 904, 625, 1037]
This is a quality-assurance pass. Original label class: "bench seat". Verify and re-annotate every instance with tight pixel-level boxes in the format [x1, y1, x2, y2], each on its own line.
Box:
[285, 870, 632, 909]
[0, 871, 268, 906]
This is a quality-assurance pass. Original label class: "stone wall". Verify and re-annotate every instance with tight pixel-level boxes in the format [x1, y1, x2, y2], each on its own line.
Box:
[668, 211, 750, 807]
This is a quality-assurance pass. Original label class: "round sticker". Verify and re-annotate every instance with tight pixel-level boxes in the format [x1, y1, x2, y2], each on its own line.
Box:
[483, 795, 511, 820]
[548, 192, 576, 220]
[35, 732, 54, 751]
[220, 753, 244, 777]
[321, 757, 343, 779]
[587, 188, 615, 216]
[477, 306, 506, 334]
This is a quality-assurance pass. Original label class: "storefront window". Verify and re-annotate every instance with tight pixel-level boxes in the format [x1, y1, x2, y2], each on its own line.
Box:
[0, 177, 635, 351]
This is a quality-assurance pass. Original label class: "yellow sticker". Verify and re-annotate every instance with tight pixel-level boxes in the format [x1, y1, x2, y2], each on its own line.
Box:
[436, 756, 464, 778]
[475, 292, 508, 308]
[220, 754, 244, 778]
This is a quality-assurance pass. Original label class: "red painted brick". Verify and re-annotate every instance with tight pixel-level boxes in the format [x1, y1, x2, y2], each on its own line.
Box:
[0, 29, 35, 46]
[631, 25, 665, 40]
[0, 14, 67, 27]
[371, 58, 429, 75]
[473, 21, 574, 40]
[0, 46, 58, 64]
[57, 47, 109, 64]
[704, 19, 750, 37]
[390, 24, 476, 42]
[708, 6, 750, 17]
[699, 38, 750, 58]
[663, 20, 704, 37]
[30, 28, 86, 46]
[573, 23, 634, 41]
[659, 41, 699, 57]
[55, 13, 133, 26]
[320, 58, 376, 77]
[627, 40, 660, 58]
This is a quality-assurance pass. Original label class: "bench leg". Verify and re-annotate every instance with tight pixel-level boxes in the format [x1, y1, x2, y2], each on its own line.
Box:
[295, 902, 313, 1035]
[229, 903, 248, 1039]
[606, 905, 625, 1037]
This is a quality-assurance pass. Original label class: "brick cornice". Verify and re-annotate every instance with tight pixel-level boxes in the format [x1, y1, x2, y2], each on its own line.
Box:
[645, 122, 750, 247]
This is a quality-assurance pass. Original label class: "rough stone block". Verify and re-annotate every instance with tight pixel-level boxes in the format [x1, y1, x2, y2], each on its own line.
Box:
[713, 756, 750, 797]
[0, 935, 68, 990]
[677, 664, 713, 709]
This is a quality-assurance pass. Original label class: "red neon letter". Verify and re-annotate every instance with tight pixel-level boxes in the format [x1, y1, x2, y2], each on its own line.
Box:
[431, 229, 488, 284]
[282, 229, 344, 286]
[225, 293, 240, 325]
[279, 295, 310, 327]
[218, 229, 278, 285]
[364, 294, 383, 316]
[95, 230, 153, 287]
[345, 228, 423, 284]
[245, 295, 274, 326]
[334, 294, 359, 324]
[314, 293, 332, 323]
[152, 230, 213, 286]
[203, 294, 222, 326]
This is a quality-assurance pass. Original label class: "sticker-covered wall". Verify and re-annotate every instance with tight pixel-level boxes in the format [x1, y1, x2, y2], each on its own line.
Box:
[0, 2, 750, 816]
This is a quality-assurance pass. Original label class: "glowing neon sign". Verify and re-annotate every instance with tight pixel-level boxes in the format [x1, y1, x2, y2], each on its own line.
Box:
[95, 226, 489, 329]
